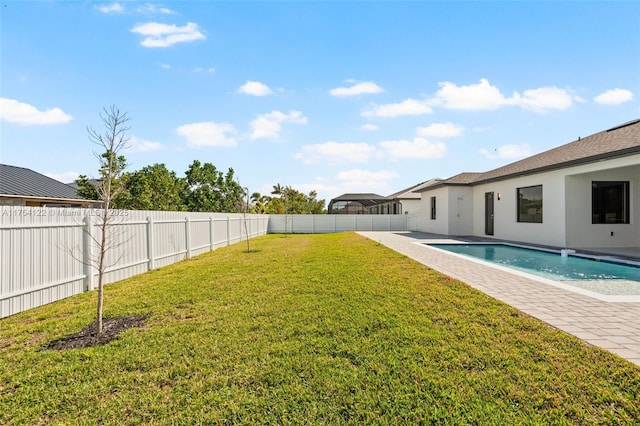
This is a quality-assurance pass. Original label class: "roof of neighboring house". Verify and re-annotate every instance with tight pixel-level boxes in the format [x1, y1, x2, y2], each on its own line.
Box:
[328, 193, 387, 210]
[330, 193, 386, 202]
[0, 164, 87, 201]
[417, 118, 640, 191]
[66, 178, 100, 190]
[387, 179, 442, 199]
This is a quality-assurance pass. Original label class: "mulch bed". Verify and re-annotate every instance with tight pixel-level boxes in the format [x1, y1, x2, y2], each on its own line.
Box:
[45, 314, 149, 350]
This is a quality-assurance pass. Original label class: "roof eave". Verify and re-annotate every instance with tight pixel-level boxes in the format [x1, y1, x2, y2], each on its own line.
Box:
[473, 146, 640, 185]
[0, 194, 97, 204]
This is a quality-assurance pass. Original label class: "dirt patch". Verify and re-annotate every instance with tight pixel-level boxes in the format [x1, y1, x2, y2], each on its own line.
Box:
[45, 314, 149, 350]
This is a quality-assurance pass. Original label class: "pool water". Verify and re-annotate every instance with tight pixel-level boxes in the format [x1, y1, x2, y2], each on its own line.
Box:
[427, 244, 640, 295]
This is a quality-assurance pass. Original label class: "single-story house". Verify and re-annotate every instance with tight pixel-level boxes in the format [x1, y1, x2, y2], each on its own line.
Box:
[372, 179, 441, 215]
[415, 118, 640, 249]
[328, 193, 387, 214]
[0, 164, 93, 207]
[329, 180, 441, 215]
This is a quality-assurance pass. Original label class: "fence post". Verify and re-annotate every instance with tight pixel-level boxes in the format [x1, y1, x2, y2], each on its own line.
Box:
[147, 216, 155, 270]
[83, 215, 94, 291]
[388, 214, 391, 231]
[226, 216, 230, 246]
[210, 216, 215, 251]
[185, 216, 192, 259]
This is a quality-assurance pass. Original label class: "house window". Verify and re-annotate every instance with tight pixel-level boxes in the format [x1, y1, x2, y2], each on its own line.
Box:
[592, 181, 629, 224]
[517, 185, 542, 223]
[430, 196, 436, 220]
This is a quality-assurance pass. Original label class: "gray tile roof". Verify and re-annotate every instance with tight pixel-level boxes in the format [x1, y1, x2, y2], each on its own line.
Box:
[0, 164, 87, 200]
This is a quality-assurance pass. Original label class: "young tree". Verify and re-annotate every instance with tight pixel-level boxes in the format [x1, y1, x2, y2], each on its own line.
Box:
[74, 152, 129, 208]
[238, 184, 251, 253]
[86, 105, 131, 334]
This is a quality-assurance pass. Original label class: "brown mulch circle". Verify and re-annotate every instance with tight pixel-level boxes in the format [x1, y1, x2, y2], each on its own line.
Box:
[45, 314, 149, 350]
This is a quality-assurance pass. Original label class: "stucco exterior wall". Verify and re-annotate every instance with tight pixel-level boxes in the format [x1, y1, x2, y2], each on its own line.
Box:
[447, 187, 474, 236]
[400, 198, 421, 216]
[564, 158, 639, 248]
[471, 173, 567, 247]
[419, 186, 450, 235]
[417, 153, 639, 248]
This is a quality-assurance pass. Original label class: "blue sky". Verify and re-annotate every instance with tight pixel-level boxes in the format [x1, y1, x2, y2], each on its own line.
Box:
[1, 1, 639, 203]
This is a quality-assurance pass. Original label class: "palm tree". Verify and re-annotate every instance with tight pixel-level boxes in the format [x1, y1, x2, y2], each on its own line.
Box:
[250, 192, 270, 214]
[271, 183, 283, 196]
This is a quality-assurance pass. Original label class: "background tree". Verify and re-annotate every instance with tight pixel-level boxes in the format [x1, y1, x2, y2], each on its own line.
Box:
[86, 105, 131, 334]
[74, 175, 99, 201]
[250, 192, 270, 214]
[123, 163, 186, 211]
[74, 151, 129, 208]
[183, 161, 244, 212]
[266, 185, 326, 214]
[305, 190, 326, 214]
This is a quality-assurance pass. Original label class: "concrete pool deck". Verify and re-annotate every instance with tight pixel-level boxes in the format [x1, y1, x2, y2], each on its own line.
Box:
[358, 231, 640, 366]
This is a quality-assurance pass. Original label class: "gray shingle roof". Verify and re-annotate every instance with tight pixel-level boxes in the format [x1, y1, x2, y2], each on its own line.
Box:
[473, 118, 640, 184]
[0, 164, 87, 200]
[387, 179, 441, 199]
[330, 193, 386, 201]
[418, 118, 640, 192]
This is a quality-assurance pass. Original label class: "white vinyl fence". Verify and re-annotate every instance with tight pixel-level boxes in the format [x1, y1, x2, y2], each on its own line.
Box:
[0, 206, 268, 318]
[268, 214, 419, 233]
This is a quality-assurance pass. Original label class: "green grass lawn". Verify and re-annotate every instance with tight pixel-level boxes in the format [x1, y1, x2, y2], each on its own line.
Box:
[1, 233, 639, 425]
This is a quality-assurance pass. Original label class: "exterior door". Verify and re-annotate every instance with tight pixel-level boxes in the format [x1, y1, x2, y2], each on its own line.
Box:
[485, 192, 494, 235]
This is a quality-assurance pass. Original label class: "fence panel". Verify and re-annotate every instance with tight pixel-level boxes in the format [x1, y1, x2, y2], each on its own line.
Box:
[1, 207, 268, 318]
[2, 208, 414, 318]
[267, 214, 410, 234]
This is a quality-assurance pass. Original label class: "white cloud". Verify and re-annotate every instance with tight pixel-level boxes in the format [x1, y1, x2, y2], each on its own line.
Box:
[378, 138, 446, 160]
[194, 67, 215, 73]
[336, 169, 399, 189]
[131, 22, 205, 48]
[176, 122, 237, 147]
[431, 78, 518, 110]
[238, 81, 273, 96]
[161, 63, 171, 69]
[431, 78, 578, 112]
[480, 144, 532, 160]
[249, 110, 307, 140]
[594, 88, 634, 105]
[362, 98, 432, 118]
[46, 171, 80, 184]
[96, 2, 124, 13]
[290, 170, 398, 201]
[361, 124, 378, 131]
[137, 3, 175, 14]
[126, 136, 165, 152]
[416, 122, 463, 138]
[518, 87, 575, 112]
[330, 81, 383, 97]
[0, 98, 73, 125]
[294, 142, 376, 165]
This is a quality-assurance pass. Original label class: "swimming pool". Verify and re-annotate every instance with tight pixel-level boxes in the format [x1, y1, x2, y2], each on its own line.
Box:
[425, 243, 640, 298]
